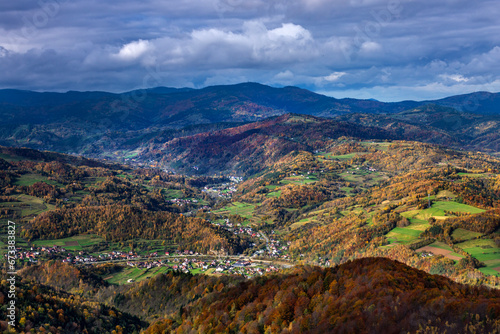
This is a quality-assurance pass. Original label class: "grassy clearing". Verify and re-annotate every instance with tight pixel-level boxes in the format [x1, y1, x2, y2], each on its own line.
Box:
[359, 141, 392, 151]
[339, 170, 387, 187]
[340, 186, 354, 195]
[386, 225, 424, 244]
[432, 201, 484, 214]
[457, 173, 490, 178]
[14, 173, 63, 187]
[429, 241, 454, 251]
[82, 177, 107, 187]
[406, 221, 430, 231]
[479, 267, 500, 276]
[326, 153, 360, 160]
[480, 259, 500, 276]
[105, 267, 155, 285]
[213, 202, 257, 219]
[32, 234, 104, 251]
[280, 175, 317, 185]
[410, 201, 485, 221]
[0, 153, 25, 162]
[339, 171, 365, 183]
[124, 150, 140, 159]
[0, 194, 56, 219]
[105, 264, 211, 284]
[455, 239, 500, 262]
[290, 215, 319, 229]
[163, 189, 184, 199]
[435, 190, 457, 199]
[400, 210, 421, 219]
[451, 228, 483, 241]
[266, 190, 281, 198]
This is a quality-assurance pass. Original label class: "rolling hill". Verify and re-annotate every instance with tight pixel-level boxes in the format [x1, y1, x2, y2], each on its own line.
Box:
[143, 114, 399, 175]
[337, 104, 500, 153]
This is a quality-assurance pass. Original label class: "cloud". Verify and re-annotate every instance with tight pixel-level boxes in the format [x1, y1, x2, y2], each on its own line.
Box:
[0, 0, 498, 101]
[129, 21, 317, 69]
[324, 72, 346, 82]
[115, 39, 152, 61]
[439, 74, 469, 84]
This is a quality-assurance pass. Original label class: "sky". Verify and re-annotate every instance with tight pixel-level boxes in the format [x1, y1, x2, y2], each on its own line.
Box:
[0, 0, 499, 101]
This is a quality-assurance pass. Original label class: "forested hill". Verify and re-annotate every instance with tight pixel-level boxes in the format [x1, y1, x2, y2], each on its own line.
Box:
[12, 258, 500, 333]
[142, 114, 399, 175]
[143, 257, 500, 334]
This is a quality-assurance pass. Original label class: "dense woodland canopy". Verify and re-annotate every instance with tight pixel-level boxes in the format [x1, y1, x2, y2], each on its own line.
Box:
[143, 258, 500, 334]
[0, 273, 145, 334]
[10, 258, 500, 334]
[23, 205, 245, 254]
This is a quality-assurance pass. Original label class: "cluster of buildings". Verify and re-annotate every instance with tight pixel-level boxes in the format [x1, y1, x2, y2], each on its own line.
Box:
[14, 248, 39, 263]
[123, 256, 280, 278]
[356, 165, 377, 172]
[202, 183, 238, 199]
[170, 198, 198, 205]
[98, 251, 141, 261]
[253, 233, 290, 259]
[63, 253, 99, 264]
[230, 225, 259, 238]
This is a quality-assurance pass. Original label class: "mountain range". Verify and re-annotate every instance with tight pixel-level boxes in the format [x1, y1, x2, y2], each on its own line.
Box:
[2, 84, 500, 333]
[1, 83, 500, 174]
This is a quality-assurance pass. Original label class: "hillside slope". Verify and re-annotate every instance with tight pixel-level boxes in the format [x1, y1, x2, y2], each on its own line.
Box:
[143, 114, 398, 175]
[144, 257, 500, 334]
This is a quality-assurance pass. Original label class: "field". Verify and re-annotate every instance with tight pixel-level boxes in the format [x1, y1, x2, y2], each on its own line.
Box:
[435, 190, 457, 199]
[32, 235, 104, 251]
[386, 226, 424, 245]
[322, 152, 360, 160]
[416, 241, 464, 261]
[0, 153, 27, 162]
[359, 141, 392, 151]
[451, 228, 483, 241]
[0, 194, 56, 220]
[163, 189, 185, 199]
[266, 190, 281, 198]
[403, 201, 484, 221]
[386, 200, 484, 247]
[290, 216, 319, 230]
[279, 174, 318, 185]
[213, 202, 256, 219]
[339, 169, 387, 187]
[14, 173, 63, 187]
[454, 239, 500, 275]
[457, 172, 491, 178]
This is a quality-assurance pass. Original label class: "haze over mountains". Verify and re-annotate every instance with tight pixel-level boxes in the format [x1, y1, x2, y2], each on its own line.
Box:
[1, 83, 500, 174]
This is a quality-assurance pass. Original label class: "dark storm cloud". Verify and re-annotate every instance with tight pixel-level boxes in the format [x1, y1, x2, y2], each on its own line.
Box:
[0, 0, 499, 100]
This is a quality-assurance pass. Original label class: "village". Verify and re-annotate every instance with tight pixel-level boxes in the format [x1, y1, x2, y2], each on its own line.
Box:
[123, 256, 281, 280]
[202, 181, 240, 199]
[6, 244, 287, 280]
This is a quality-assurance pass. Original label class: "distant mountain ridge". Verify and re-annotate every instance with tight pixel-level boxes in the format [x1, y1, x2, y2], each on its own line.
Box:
[1, 83, 499, 122]
[0, 82, 499, 163]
